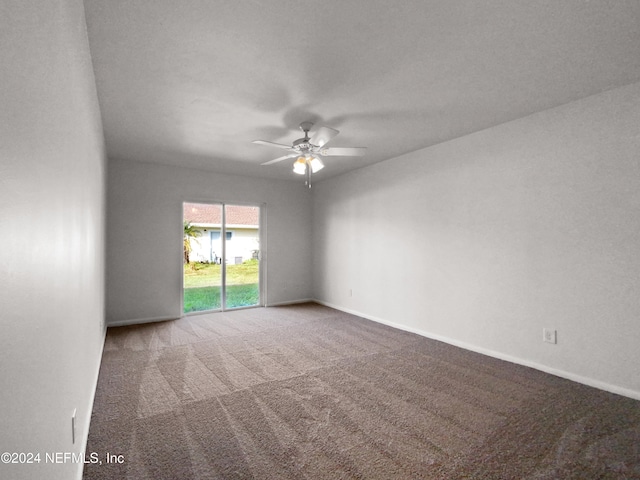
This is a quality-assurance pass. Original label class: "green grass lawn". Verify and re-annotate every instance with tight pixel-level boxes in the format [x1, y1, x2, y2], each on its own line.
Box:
[183, 260, 259, 312]
[183, 284, 259, 312]
[183, 260, 258, 288]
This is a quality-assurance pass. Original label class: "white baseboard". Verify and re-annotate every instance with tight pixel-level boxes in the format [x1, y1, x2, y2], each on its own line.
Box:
[107, 315, 179, 327]
[314, 299, 640, 402]
[77, 321, 107, 480]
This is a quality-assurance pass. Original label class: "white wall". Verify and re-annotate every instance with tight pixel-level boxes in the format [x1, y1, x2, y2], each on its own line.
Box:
[107, 158, 313, 324]
[312, 81, 640, 399]
[0, 1, 106, 479]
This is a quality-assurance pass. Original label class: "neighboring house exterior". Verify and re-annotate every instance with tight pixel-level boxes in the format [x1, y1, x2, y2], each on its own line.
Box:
[184, 203, 259, 264]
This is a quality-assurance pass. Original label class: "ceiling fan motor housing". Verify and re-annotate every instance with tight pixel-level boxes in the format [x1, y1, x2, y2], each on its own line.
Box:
[293, 137, 312, 152]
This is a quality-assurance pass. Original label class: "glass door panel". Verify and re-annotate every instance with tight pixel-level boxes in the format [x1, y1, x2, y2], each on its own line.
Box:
[224, 204, 260, 309]
[183, 202, 222, 313]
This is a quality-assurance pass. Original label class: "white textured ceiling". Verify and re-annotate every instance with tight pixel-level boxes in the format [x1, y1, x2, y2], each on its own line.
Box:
[84, 0, 640, 182]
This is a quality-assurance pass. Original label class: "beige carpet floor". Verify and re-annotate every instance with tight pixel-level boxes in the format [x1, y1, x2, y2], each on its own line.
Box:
[84, 303, 640, 479]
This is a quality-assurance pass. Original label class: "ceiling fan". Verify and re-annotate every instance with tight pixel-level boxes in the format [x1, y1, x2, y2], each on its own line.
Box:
[253, 121, 366, 188]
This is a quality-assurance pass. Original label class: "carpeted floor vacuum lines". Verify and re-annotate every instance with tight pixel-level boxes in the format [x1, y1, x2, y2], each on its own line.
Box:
[84, 303, 640, 479]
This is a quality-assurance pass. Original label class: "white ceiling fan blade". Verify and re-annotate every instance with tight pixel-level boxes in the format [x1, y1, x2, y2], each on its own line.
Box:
[310, 126, 339, 147]
[320, 147, 366, 157]
[252, 140, 293, 150]
[261, 153, 298, 166]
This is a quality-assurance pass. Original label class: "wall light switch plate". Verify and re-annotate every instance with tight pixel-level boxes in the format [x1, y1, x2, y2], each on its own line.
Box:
[543, 328, 557, 344]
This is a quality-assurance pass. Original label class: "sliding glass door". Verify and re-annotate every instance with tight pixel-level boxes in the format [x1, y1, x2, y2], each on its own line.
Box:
[183, 202, 261, 313]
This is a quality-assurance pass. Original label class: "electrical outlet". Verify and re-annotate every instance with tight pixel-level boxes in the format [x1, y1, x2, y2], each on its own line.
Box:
[71, 409, 76, 444]
[349, 289, 353, 297]
[543, 328, 557, 344]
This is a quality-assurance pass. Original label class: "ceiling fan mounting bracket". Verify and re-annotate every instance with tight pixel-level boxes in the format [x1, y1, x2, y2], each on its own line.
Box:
[299, 121, 314, 134]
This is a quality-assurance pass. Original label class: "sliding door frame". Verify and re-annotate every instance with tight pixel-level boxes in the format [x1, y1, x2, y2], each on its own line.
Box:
[182, 199, 265, 314]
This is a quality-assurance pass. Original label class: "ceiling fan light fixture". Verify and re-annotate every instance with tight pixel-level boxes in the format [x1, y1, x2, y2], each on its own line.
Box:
[309, 156, 324, 173]
[293, 157, 307, 175]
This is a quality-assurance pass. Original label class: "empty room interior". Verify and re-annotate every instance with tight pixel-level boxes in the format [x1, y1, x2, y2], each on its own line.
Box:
[2, 1, 640, 479]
